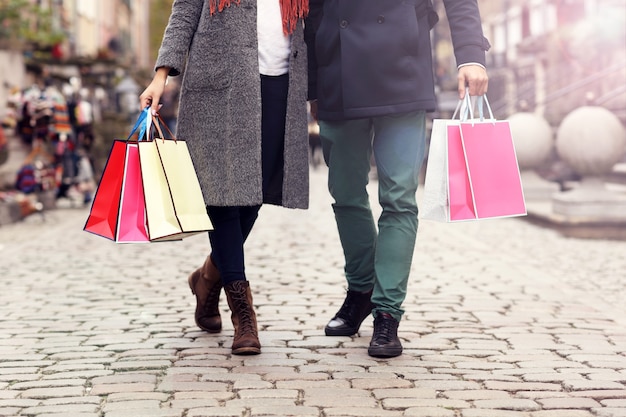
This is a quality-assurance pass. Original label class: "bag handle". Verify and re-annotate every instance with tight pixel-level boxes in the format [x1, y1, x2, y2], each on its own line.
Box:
[127, 107, 151, 141]
[452, 88, 495, 123]
[150, 114, 177, 142]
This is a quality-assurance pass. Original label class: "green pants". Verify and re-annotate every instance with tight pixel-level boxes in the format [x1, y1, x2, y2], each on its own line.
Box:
[320, 111, 426, 322]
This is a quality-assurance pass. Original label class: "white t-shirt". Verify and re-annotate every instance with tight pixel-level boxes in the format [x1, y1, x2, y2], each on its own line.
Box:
[257, 0, 291, 75]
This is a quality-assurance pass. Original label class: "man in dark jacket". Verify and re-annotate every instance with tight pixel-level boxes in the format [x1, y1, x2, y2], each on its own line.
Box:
[306, 0, 490, 358]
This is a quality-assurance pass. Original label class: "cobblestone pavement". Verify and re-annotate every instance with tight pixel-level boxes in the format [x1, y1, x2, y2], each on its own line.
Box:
[1, 166, 625, 417]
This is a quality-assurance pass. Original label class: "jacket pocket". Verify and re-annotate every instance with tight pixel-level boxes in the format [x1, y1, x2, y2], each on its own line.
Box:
[185, 32, 232, 91]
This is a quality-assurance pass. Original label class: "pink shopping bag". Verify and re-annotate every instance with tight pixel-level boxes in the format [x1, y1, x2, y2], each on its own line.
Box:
[459, 120, 526, 219]
[116, 143, 149, 242]
[447, 124, 476, 221]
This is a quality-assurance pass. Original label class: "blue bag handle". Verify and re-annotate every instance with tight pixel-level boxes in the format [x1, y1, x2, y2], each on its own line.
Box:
[126, 107, 152, 141]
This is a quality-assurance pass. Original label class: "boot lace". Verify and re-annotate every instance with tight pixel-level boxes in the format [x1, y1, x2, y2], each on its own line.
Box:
[201, 281, 222, 317]
[230, 284, 257, 336]
[373, 314, 396, 344]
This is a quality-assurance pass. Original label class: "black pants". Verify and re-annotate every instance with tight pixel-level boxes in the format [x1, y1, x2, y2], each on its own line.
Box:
[207, 73, 288, 285]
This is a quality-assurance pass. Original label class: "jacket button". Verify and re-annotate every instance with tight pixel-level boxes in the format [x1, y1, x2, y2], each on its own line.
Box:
[340, 20, 348, 28]
[377, 15, 385, 24]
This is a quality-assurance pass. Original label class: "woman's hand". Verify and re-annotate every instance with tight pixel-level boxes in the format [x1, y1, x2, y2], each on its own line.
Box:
[139, 67, 170, 115]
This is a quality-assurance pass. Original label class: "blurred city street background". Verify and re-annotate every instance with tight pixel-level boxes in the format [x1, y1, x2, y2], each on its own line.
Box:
[1, 0, 626, 416]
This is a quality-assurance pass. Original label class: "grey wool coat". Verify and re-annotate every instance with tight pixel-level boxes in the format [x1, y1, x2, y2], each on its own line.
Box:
[155, 0, 309, 209]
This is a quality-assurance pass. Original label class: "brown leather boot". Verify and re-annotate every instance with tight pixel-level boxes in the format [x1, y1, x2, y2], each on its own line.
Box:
[224, 280, 261, 355]
[188, 255, 222, 333]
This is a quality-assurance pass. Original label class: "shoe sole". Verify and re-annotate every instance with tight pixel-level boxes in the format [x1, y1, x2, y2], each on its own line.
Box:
[232, 347, 261, 355]
[324, 326, 359, 336]
[367, 346, 403, 358]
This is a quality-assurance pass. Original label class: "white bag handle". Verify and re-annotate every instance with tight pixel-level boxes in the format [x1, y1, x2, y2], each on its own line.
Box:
[452, 88, 495, 123]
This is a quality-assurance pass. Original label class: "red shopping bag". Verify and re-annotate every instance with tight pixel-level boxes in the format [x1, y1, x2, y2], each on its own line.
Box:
[84, 110, 151, 242]
[83, 140, 127, 239]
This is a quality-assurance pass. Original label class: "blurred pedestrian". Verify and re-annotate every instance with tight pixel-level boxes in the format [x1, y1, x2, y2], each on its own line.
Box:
[140, 0, 311, 355]
[306, 0, 490, 357]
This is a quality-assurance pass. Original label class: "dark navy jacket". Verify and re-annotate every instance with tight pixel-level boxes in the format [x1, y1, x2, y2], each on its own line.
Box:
[305, 0, 490, 121]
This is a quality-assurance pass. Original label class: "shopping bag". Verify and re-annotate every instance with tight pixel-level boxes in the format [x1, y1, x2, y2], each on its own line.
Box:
[138, 116, 213, 241]
[459, 119, 527, 219]
[115, 142, 149, 242]
[421, 95, 526, 222]
[84, 110, 150, 240]
[421, 119, 477, 222]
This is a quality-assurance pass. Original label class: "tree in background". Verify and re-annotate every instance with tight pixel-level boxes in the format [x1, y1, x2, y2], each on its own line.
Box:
[0, 0, 65, 51]
[149, 0, 174, 64]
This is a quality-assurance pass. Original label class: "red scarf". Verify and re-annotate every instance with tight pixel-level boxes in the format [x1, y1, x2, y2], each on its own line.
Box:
[209, 0, 309, 35]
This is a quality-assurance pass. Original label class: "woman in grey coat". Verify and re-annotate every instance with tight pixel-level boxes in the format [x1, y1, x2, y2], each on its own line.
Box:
[140, 0, 310, 355]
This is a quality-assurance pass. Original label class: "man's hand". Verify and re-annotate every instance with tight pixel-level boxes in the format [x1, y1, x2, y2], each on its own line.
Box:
[458, 65, 488, 99]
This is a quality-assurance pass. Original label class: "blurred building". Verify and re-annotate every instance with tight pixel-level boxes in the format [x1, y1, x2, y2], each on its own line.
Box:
[433, 0, 626, 125]
[0, 0, 152, 109]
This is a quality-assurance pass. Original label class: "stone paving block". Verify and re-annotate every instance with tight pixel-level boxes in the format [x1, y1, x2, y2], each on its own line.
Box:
[473, 398, 541, 411]
[602, 400, 626, 407]
[0, 399, 41, 407]
[233, 379, 274, 389]
[323, 406, 402, 416]
[248, 405, 322, 416]
[460, 409, 532, 416]
[276, 380, 350, 390]
[20, 386, 85, 399]
[564, 380, 625, 391]
[20, 403, 99, 415]
[186, 406, 244, 417]
[413, 380, 482, 391]
[303, 395, 378, 408]
[443, 389, 511, 400]
[91, 373, 158, 385]
[10, 378, 85, 390]
[157, 380, 228, 392]
[104, 410, 181, 417]
[88, 383, 155, 396]
[0, 408, 23, 417]
[0, 372, 40, 383]
[107, 392, 171, 402]
[383, 398, 470, 409]
[238, 388, 299, 399]
[264, 372, 328, 382]
[351, 378, 413, 390]
[101, 399, 163, 411]
[108, 360, 173, 371]
[593, 409, 626, 417]
[484, 381, 562, 392]
[537, 397, 601, 409]
[169, 398, 220, 406]
[515, 391, 572, 399]
[570, 390, 626, 399]
[403, 407, 456, 417]
[521, 373, 586, 383]
[530, 411, 596, 417]
[587, 370, 626, 382]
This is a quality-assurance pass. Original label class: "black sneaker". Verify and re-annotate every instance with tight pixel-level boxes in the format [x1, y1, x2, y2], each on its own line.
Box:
[368, 312, 403, 358]
[325, 289, 374, 336]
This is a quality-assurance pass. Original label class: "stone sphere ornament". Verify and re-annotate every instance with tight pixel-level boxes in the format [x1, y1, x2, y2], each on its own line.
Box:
[508, 112, 553, 170]
[556, 106, 626, 176]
